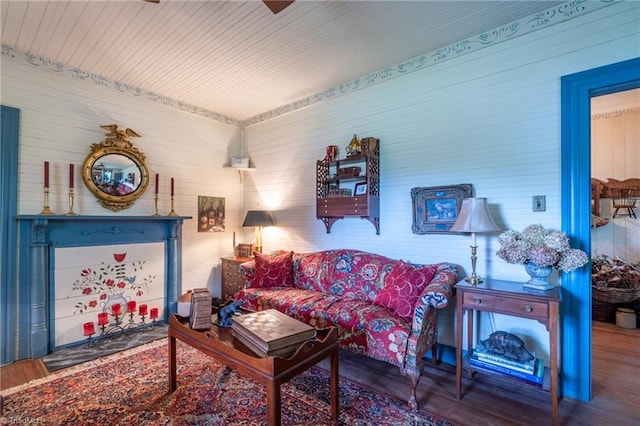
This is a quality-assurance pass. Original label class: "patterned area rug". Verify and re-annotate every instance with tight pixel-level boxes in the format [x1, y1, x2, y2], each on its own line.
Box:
[2, 339, 456, 425]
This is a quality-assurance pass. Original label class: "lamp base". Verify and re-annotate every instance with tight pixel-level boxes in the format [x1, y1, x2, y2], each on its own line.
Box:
[464, 274, 483, 286]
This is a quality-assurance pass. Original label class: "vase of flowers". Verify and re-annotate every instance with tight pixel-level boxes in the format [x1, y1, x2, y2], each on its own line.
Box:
[496, 224, 589, 290]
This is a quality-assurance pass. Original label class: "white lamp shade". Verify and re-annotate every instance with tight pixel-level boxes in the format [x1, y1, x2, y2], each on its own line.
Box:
[450, 198, 500, 233]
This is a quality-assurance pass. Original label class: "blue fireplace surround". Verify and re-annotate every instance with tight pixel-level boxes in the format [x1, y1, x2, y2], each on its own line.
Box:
[14, 215, 190, 362]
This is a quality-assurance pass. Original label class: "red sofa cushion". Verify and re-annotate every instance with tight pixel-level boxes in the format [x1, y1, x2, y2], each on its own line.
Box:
[373, 260, 436, 319]
[249, 251, 294, 288]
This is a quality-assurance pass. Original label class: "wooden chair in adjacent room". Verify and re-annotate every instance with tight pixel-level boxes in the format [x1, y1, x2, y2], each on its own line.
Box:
[591, 177, 607, 217]
[606, 178, 640, 219]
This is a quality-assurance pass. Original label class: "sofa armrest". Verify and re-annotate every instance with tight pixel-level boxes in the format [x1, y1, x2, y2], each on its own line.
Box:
[404, 262, 458, 366]
[415, 262, 457, 312]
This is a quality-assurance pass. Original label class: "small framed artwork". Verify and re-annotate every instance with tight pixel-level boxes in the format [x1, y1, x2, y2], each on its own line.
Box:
[411, 184, 473, 234]
[354, 182, 368, 196]
[198, 196, 225, 232]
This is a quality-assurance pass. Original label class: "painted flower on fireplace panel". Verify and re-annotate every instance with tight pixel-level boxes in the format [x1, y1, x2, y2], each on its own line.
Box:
[71, 254, 156, 314]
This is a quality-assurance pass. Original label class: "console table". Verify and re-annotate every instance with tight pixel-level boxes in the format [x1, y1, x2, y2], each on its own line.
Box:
[455, 278, 561, 426]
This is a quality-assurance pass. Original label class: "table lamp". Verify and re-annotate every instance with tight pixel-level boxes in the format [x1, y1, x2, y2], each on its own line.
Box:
[450, 198, 501, 285]
[242, 210, 276, 253]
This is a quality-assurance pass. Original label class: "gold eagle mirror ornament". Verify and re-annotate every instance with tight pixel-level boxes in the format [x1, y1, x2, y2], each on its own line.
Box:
[82, 124, 150, 212]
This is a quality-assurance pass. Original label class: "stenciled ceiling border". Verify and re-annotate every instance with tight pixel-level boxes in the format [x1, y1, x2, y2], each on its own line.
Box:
[243, 0, 616, 127]
[592, 107, 640, 119]
[1, 0, 615, 129]
[0, 46, 241, 127]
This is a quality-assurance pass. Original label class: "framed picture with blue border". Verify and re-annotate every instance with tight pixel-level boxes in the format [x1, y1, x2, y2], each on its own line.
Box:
[411, 184, 473, 234]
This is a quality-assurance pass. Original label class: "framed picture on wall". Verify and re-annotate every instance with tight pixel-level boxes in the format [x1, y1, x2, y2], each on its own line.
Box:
[354, 182, 367, 196]
[411, 184, 473, 234]
[198, 196, 225, 232]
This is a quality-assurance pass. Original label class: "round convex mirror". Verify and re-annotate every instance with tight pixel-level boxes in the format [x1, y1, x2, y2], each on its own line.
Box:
[82, 125, 149, 211]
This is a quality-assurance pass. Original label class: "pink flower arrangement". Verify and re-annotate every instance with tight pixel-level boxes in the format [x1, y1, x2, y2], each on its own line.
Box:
[496, 224, 588, 272]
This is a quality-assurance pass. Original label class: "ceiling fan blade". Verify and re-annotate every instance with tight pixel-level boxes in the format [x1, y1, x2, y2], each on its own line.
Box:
[144, 1, 292, 14]
[263, 0, 295, 14]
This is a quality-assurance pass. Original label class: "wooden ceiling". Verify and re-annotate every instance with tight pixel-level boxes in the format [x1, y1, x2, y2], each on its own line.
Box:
[2, 1, 564, 122]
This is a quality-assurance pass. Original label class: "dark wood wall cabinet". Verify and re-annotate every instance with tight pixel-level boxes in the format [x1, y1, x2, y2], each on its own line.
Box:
[316, 138, 380, 234]
[221, 257, 250, 303]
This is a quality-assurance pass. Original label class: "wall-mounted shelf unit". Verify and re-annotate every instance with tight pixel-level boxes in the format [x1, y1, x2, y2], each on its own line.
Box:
[316, 138, 380, 234]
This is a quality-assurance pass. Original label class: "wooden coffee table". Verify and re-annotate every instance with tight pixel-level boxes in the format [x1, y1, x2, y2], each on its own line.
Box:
[168, 313, 339, 426]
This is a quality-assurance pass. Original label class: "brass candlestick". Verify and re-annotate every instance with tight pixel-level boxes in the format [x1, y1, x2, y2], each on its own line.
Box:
[39, 186, 55, 215]
[153, 194, 160, 216]
[168, 196, 178, 217]
[464, 245, 482, 286]
[65, 188, 78, 215]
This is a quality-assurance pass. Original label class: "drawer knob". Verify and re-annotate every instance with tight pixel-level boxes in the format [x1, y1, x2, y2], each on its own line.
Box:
[474, 298, 482, 304]
[524, 305, 533, 313]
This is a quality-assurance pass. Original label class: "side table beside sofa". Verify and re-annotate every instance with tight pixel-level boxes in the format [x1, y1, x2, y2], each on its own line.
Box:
[221, 257, 251, 303]
[455, 278, 561, 426]
[235, 248, 458, 410]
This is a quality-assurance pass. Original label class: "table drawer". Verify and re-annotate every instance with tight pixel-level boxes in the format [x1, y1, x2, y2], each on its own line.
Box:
[317, 196, 369, 216]
[221, 258, 247, 302]
[462, 293, 549, 320]
[222, 261, 242, 276]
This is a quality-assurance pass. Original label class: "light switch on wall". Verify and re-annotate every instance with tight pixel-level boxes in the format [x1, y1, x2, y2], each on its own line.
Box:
[532, 195, 546, 212]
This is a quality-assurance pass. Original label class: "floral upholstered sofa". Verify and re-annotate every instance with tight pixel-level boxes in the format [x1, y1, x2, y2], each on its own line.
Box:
[235, 249, 458, 409]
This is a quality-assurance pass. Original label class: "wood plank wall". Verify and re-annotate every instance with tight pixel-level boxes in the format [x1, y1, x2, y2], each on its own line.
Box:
[241, 2, 640, 354]
[592, 107, 640, 180]
[2, 1, 639, 361]
[591, 107, 640, 262]
[1, 60, 243, 296]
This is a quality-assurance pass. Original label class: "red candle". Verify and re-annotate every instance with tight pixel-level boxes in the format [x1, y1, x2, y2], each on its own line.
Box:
[83, 321, 95, 336]
[138, 304, 148, 316]
[150, 307, 159, 320]
[127, 300, 137, 313]
[111, 303, 122, 316]
[155, 174, 159, 194]
[171, 177, 174, 197]
[97, 312, 109, 325]
[69, 164, 74, 188]
[44, 161, 49, 188]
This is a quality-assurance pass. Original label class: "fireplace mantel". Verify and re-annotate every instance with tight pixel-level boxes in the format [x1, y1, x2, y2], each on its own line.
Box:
[14, 215, 191, 361]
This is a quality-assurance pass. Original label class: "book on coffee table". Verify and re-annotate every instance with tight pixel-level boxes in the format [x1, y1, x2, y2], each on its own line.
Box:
[233, 330, 307, 358]
[231, 309, 316, 355]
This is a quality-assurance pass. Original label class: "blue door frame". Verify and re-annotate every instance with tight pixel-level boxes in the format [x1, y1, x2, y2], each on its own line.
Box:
[560, 57, 640, 401]
[1, 105, 19, 365]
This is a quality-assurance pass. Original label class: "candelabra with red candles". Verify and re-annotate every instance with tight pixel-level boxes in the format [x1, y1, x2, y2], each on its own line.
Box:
[83, 301, 160, 346]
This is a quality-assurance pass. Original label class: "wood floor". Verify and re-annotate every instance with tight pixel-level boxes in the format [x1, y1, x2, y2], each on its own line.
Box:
[1, 321, 638, 425]
[0, 358, 48, 390]
[335, 321, 640, 426]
